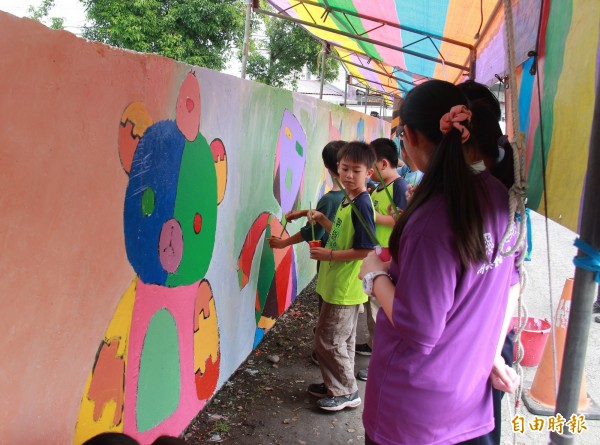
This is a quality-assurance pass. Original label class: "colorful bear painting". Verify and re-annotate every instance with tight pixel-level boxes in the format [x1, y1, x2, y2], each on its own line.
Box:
[75, 72, 225, 444]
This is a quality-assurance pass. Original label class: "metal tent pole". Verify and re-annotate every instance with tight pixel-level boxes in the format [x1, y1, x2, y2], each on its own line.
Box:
[365, 85, 369, 114]
[550, 64, 600, 445]
[241, 0, 253, 79]
[319, 41, 327, 100]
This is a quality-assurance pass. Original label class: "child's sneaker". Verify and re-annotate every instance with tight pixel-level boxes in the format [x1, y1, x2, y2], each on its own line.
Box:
[317, 391, 361, 411]
[357, 367, 368, 381]
[307, 383, 329, 398]
[355, 343, 372, 356]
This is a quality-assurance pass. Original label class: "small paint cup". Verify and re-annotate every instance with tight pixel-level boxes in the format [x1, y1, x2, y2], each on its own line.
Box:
[308, 240, 322, 248]
[376, 246, 391, 262]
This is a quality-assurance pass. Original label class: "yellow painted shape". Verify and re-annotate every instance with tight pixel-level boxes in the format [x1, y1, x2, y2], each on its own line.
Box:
[120, 102, 153, 138]
[194, 298, 220, 374]
[215, 156, 227, 204]
[74, 278, 138, 445]
[542, 0, 600, 230]
[257, 315, 276, 330]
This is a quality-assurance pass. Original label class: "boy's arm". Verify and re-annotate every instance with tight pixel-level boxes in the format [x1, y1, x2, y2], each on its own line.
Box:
[375, 212, 396, 227]
[267, 231, 304, 249]
[309, 247, 372, 261]
[308, 210, 333, 233]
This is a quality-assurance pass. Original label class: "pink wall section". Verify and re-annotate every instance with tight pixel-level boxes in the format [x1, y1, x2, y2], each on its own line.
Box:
[0, 13, 184, 444]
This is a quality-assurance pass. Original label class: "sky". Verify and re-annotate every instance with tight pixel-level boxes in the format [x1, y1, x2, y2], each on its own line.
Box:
[0, 0, 87, 34]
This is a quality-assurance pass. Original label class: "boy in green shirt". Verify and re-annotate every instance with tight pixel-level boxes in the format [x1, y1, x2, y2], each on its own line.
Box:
[305, 141, 377, 411]
[356, 138, 408, 381]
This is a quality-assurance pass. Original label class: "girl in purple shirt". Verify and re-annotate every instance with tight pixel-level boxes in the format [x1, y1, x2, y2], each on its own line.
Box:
[359, 80, 519, 445]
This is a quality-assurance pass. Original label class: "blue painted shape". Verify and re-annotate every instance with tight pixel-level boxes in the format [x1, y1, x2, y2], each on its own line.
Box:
[253, 327, 265, 348]
[518, 57, 536, 135]
[124, 120, 185, 285]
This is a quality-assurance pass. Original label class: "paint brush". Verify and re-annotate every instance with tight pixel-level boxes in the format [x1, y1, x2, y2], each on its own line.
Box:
[373, 163, 400, 218]
[309, 202, 316, 241]
[278, 217, 288, 238]
[333, 178, 380, 248]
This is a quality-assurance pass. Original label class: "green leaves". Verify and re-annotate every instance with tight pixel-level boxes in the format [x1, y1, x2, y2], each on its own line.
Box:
[82, 0, 245, 71]
[246, 14, 339, 89]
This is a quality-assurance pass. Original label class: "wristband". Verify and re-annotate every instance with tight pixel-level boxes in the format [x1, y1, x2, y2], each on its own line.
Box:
[329, 249, 334, 261]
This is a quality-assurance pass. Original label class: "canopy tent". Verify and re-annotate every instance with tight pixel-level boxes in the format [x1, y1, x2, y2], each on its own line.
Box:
[256, 0, 599, 235]
[262, 0, 541, 96]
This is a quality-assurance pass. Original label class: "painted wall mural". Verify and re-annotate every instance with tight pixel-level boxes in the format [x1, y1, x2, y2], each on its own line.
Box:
[0, 12, 389, 445]
[75, 72, 224, 443]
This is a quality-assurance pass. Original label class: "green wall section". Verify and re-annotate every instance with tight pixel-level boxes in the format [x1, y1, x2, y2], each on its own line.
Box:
[527, 0, 572, 210]
[137, 310, 181, 432]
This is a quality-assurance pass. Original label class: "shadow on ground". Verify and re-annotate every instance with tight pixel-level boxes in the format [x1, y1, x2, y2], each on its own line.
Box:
[184, 279, 369, 445]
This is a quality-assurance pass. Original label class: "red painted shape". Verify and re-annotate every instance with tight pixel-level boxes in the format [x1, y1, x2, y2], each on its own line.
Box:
[176, 72, 201, 141]
[186, 97, 195, 113]
[87, 338, 125, 426]
[237, 213, 270, 287]
[275, 249, 293, 315]
[210, 139, 226, 163]
[195, 353, 220, 401]
[193, 213, 202, 234]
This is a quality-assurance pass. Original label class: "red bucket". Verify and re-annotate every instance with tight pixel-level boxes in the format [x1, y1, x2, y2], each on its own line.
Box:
[510, 317, 552, 367]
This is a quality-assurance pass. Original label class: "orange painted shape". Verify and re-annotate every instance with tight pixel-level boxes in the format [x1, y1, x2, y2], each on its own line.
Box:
[194, 280, 213, 331]
[527, 278, 590, 409]
[176, 72, 201, 141]
[119, 102, 153, 174]
[87, 338, 125, 427]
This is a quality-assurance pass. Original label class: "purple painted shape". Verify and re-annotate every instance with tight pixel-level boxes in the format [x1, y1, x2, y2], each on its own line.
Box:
[159, 219, 184, 273]
[274, 110, 307, 214]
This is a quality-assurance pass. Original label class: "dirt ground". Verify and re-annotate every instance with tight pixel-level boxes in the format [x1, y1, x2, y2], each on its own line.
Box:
[184, 278, 369, 445]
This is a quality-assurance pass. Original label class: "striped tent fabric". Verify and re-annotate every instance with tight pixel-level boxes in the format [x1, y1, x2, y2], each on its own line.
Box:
[264, 0, 600, 231]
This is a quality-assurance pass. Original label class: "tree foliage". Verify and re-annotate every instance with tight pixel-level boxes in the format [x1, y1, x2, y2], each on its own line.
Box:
[245, 12, 339, 89]
[28, 0, 65, 30]
[81, 0, 246, 71]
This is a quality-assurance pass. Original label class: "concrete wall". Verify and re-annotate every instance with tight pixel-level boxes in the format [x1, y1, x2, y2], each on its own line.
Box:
[0, 12, 389, 445]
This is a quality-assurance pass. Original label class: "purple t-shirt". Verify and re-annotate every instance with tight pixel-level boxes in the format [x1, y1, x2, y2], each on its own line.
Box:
[363, 171, 519, 445]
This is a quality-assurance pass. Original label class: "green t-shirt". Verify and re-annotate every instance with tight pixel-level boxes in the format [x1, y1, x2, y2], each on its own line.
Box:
[316, 191, 376, 305]
[371, 177, 409, 247]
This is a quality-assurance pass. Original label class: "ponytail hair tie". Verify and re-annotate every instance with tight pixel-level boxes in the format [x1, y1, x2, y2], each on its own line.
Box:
[439, 105, 472, 143]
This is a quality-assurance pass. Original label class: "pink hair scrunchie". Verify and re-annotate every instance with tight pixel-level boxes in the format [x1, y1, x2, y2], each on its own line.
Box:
[439, 105, 472, 143]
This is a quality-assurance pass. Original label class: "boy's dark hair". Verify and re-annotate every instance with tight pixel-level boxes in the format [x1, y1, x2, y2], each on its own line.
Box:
[337, 141, 376, 169]
[322, 140, 346, 174]
[83, 433, 140, 445]
[371, 138, 399, 167]
[151, 436, 188, 445]
[390, 79, 487, 268]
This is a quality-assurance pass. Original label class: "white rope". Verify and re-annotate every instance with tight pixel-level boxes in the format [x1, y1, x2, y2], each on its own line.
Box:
[501, 0, 529, 429]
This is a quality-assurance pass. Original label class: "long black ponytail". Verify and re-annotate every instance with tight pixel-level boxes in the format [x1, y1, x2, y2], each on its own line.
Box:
[388, 80, 487, 268]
